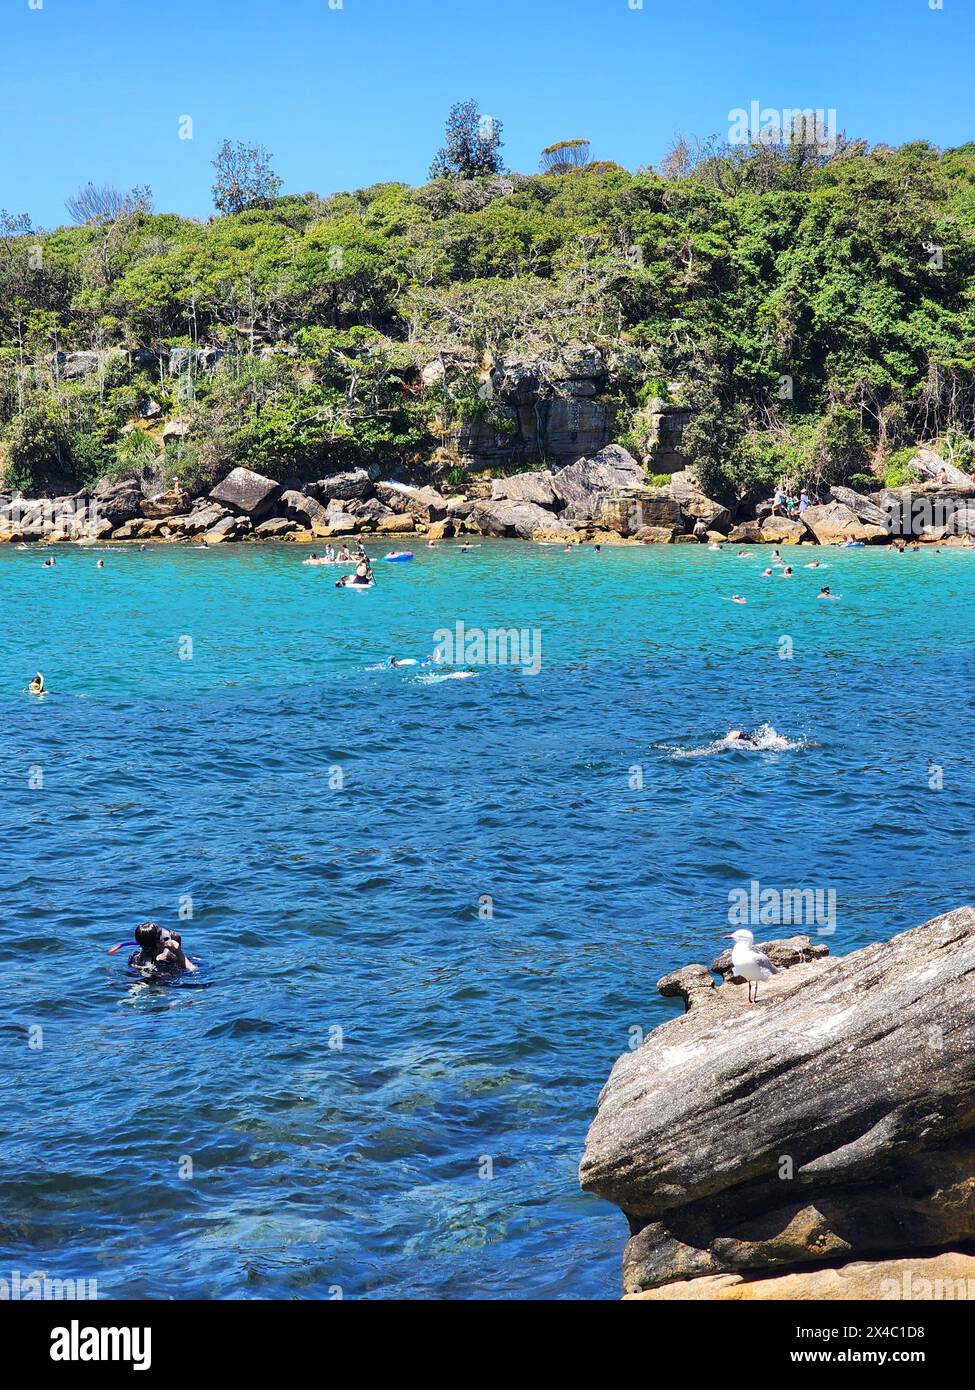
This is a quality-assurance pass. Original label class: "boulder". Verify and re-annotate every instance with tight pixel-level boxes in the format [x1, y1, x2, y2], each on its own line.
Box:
[580, 906, 975, 1294]
[209, 467, 281, 519]
[141, 490, 184, 520]
[908, 447, 972, 487]
[425, 519, 455, 541]
[490, 470, 558, 507]
[627, 1252, 975, 1301]
[98, 487, 144, 527]
[727, 523, 766, 545]
[277, 489, 328, 528]
[253, 517, 297, 538]
[668, 470, 731, 531]
[635, 525, 677, 544]
[760, 516, 808, 544]
[551, 445, 648, 520]
[374, 481, 448, 522]
[322, 511, 358, 535]
[350, 497, 396, 527]
[469, 498, 574, 540]
[801, 500, 887, 544]
[183, 503, 228, 535]
[313, 468, 374, 503]
[375, 513, 415, 534]
[828, 486, 889, 528]
[204, 514, 250, 543]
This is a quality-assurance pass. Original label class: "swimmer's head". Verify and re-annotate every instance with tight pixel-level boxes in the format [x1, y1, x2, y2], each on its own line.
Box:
[134, 922, 165, 955]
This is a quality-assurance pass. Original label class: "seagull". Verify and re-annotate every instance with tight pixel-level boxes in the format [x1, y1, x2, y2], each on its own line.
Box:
[723, 928, 779, 1003]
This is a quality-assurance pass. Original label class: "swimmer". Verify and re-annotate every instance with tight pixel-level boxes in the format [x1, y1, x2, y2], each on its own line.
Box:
[780, 565, 793, 577]
[461, 542, 471, 552]
[771, 549, 783, 565]
[428, 541, 438, 548]
[564, 544, 572, 553]
[804, 560, 822, 568]
[303, 552, 320, 566]
[28, 672, 45, 694]
[817, 585, 839, 599]
[737, 550, 754, 558]
[729, 594, 747, 604]
[96, 559, 104, 569]
[155, 929, 197, 973]
[127, 922, 193, 978]
[42, 557, 55, 568]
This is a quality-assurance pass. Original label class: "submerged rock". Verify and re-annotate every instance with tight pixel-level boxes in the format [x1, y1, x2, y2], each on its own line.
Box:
[580, 906, 975, 1294]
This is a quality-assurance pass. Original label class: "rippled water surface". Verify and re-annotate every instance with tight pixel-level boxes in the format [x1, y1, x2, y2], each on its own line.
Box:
[2, 538, 974, 1299]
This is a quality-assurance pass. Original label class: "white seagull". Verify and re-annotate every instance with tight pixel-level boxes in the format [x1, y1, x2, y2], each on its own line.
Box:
[723, 928, 779, 1003]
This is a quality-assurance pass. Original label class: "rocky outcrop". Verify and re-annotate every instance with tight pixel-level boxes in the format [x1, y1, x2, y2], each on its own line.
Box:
[209, 467, 281, 519]
[668, 470, 731, 531]
[312, 468, 374, 503]
[628, 1252, 975, 1301]
[760, 516, 808, 543]
[491, 470, 558, 507]
[374, 481, 448, 522]
[551, 444, 648, 521]
[468, 498, 573, 540]
[828, 485, 889, 528]
[800, 500, 888, 544]
[580, 906, 975, 1296]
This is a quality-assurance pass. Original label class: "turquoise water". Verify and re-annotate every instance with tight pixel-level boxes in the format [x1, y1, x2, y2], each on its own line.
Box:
[2, 539, 974, 1300]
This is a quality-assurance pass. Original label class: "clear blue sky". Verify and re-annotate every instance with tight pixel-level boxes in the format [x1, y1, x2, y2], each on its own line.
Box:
[2, 0, 971, 228]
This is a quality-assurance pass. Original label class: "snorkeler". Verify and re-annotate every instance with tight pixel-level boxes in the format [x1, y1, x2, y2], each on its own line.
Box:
[28, 672, 45, 694]
[96, 559, 105, 569]
[818, 585, 839, 599]
[126, 922, 196, 977]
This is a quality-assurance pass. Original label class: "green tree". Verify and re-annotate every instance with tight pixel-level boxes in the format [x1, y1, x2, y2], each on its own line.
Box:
[429, 100, 505, 180]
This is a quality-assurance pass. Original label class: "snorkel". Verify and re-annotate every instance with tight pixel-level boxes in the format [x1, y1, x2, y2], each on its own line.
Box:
[107, 940, 138, 955]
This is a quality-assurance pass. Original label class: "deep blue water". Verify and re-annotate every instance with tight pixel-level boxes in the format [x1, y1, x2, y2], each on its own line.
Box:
[2, 539, 974, 1299]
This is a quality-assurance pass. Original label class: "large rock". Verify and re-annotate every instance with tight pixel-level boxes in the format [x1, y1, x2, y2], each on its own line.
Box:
[668, 470, 731, 531]
[141, 490, 184, 520]
[469, 498, 573, 540]
[908, 447, 972, 487]
[551, 445, 647, 520]
[490, 470, 558, 507]
[97, 483, 144, 527]
[204, 514, 250, 543]
[628, 1252, 975, 1301]
[580, 906, 975, 1293]
[313, 468, 374, 503]
[801, 500, 887, 544]
[209, 467, 281, 519]
[760, 516, 808, 543]
[374, 481, 447, 522]
[828, 485, 889, 528]
[277, 489, 328, 528]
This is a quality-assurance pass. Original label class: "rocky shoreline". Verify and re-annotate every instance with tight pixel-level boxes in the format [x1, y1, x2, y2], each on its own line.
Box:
[4, 443, 975, 548]
[580, 906, 975, 1300]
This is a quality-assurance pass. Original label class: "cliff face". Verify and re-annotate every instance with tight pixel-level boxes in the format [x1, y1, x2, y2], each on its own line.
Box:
[580, 908, 975, 1297]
